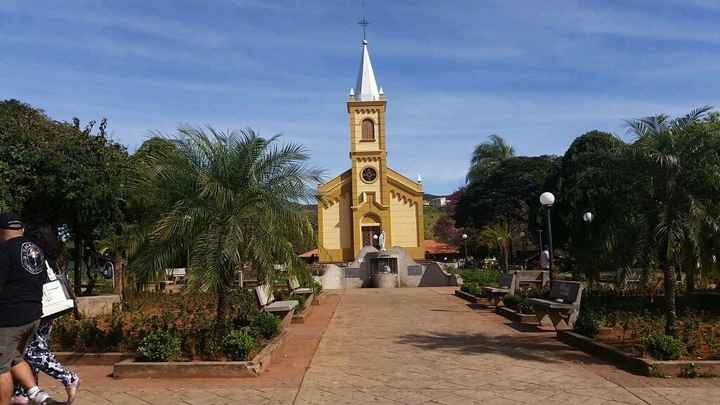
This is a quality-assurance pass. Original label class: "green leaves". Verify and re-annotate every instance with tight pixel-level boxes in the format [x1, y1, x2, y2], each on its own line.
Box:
[129, 127, 321, 320]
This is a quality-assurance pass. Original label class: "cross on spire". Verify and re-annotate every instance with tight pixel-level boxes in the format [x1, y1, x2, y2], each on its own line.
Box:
[358, 16, 369, 41]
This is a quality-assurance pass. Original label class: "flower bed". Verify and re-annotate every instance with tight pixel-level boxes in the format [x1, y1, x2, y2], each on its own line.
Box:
[52, 290, 286, 363]
[457, 268, 501, 301]
[568, 290, 720, 376]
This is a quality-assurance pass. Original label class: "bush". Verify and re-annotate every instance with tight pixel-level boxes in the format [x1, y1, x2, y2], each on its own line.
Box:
[461, 282, 485, 297]
[252, 312, 281, 340]
[223, 328, 257, 361]
[312, 279, 322, 295]
[461, 268, 500, 286]
[643, 334, 683, 360]
[138, 330, 182, 362]
[502, 294, 520, 310]
[574, 308, 603, 338]
[516, 297, 533, 315]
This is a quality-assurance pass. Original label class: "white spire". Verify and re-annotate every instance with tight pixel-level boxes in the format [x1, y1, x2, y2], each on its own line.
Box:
[354, 40, 381, 101]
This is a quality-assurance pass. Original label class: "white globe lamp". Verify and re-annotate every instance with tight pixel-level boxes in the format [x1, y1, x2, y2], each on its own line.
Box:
[539, 192, 555, 207]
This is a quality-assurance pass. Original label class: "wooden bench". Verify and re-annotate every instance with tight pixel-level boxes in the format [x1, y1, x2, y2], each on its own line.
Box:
[289, 275, 313, 296]
[527, 280, 584, 330]
[483, 273, 514, 306]
[255, 283, 299, 313]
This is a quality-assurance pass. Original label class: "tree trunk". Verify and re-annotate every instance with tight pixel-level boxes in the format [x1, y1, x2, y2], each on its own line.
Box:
[73, 237, 84, 296]
[112, 253, 124, 298]
[215, 288, 227, 338]
[662, 261, 677, 336]
[503, 247, 509, 272]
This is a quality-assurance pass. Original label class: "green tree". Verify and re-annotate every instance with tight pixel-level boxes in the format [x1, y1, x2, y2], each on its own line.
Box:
[626, 106, 720, 335]
[548, 131, 645, 282]
[0, 100, 130, 294]
[467, 134, 515, 184]
[129, 127, 321, 335]
[480, 223, 511, 271]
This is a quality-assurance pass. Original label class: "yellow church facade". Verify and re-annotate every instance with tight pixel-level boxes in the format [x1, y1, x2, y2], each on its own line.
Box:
[317, 39, 424, 263]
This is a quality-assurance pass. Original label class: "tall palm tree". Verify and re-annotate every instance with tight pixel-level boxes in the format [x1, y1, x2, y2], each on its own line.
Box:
[130, 127, 322, 334]
[626, 106, 720, 335]
[480, 222, 511, 272]
[467, 134, 515, 184]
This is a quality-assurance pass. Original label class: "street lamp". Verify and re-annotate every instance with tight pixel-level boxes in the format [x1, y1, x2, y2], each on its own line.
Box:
[540, 192, 555, 278]
[462, 233, 468, 268]
[583, 212, 594, 223]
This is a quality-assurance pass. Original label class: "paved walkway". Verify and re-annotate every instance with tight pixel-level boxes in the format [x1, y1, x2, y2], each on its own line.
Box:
[44, 288, 720, 404]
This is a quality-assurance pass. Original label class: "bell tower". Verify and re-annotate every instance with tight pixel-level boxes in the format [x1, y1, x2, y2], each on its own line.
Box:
[347, 39, 391, 257]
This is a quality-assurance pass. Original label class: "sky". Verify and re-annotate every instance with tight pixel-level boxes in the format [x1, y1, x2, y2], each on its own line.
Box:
[2, 0, 720, 194]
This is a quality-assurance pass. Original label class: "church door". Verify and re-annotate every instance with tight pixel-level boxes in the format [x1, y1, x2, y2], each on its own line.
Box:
[362, 226, 381, 248]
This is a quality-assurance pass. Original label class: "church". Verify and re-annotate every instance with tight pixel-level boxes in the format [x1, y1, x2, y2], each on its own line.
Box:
[316, 38, 425, 263]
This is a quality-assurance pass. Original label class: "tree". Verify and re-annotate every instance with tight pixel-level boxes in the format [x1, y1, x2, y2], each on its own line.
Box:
[547, 131, 645, 282]
[480, 223, 511, 271]
[457, 156, 556, 231]
[129, 127, 321, 335]
[466, 134, 515, 184]
[0, 100, 130, 294]
[626, 106, 720, 335]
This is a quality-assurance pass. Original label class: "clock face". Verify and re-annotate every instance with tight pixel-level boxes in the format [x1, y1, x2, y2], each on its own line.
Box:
[361, 167, 377, 183]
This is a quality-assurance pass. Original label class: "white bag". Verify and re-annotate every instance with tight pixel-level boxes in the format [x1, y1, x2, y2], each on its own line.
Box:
[41, 261, 75, 318]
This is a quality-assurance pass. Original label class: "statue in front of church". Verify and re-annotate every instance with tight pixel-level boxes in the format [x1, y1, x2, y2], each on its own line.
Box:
[378, 230, 386, 251]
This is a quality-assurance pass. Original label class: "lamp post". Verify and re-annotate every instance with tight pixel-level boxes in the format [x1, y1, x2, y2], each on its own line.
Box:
[540, 192, 555, 279]
[462, 233, 468, 269]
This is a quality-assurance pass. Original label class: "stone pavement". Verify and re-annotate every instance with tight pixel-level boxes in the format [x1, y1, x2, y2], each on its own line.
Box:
[40, 288, 720, 404]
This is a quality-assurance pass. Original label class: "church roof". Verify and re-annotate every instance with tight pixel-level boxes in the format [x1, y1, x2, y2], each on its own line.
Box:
[354, 40, 381, 101]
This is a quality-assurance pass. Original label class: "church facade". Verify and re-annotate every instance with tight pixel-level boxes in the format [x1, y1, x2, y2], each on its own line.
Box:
[316, 39, 424, 263]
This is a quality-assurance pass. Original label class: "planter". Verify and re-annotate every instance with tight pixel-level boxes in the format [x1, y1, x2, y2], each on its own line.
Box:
[455, 289, 483, 304]
[55, 352, 135, 366]
[292, 293, 315, 324]
[113, 329, 289, 379]
[495, 306, 538, 324]
[558, 331, 720, 377]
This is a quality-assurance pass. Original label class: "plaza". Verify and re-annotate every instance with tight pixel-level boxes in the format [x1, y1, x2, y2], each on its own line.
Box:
[44, 289, 720, 405]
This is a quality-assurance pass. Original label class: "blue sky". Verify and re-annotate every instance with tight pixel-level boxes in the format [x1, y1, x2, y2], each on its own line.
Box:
[2, 0, 720, 194]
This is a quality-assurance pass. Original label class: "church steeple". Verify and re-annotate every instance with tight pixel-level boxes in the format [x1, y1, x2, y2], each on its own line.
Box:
[353, 40, 381, 101]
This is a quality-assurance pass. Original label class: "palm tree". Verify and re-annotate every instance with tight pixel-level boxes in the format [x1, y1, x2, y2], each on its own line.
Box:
[467, 134, 515, 184]
[130, 127, 321, 335]
[480, 223, 511, 271]
[626, 106, 720, 335]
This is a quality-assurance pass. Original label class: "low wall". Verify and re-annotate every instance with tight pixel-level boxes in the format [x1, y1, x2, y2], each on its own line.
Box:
[76, 295, 121, 318]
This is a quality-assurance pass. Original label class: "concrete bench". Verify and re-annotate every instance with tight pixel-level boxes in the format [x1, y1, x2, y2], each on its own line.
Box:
[255, 283, 298, 313]
[289, 275, 313, 296]
[528, 280, 584, 330]
[483, 271, 550, 306]
[483, 273, 514, 306]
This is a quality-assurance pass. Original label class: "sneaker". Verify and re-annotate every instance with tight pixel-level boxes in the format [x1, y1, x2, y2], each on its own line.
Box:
[65, 378, 80, 404]
[10, 396, 29, 405]
[28, 390, 51, 405]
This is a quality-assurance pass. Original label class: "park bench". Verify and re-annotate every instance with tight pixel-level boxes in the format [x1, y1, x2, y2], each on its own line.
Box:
[289, 275, 313, 296]
[527, 280, 584, 330]
[483, 273, 515, 305]
[483, 271, 550, 306]
[255, 283, 298, 313]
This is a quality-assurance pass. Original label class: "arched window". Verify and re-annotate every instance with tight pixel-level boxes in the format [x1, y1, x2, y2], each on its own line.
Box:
[361, 119, 375, 141]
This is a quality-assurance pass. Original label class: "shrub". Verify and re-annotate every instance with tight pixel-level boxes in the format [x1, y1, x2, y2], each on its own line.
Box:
[516, 297, 533, 315]
[574, 308, 603, 338]
[223, 328, 257, 361]
[680, 362, 700, 378]
[643, 334, 683, 360]
[312, 279, 322, 295]
[461, 282, 485, 297]
[138, 330, 182, 362]
[502, 294, 520, 310]
[252, 312, 281, 340]
[461, 268, 500, 286]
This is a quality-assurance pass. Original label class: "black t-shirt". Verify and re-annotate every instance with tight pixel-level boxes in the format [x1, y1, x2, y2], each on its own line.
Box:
[0, 236, 48, 327]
